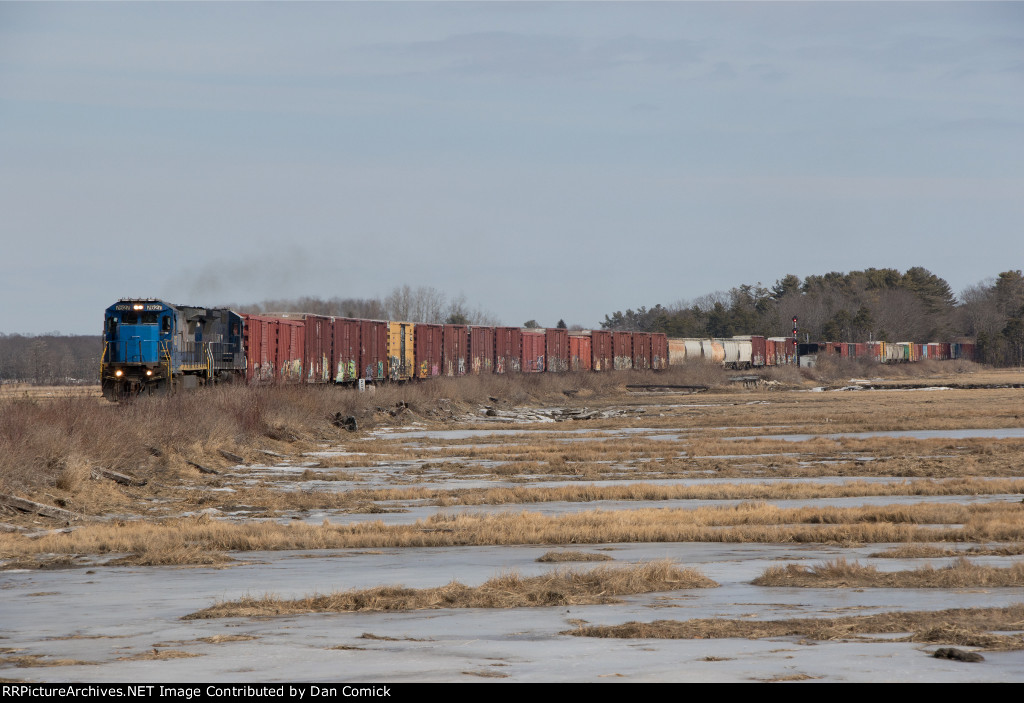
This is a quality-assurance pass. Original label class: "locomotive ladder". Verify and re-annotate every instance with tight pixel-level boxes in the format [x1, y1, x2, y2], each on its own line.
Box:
[205, 343, 214, 380]
[160, 342, 172, 382]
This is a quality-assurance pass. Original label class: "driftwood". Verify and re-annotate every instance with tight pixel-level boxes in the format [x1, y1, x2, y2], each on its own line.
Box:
[0, 494, 78, 521]
[218, 449, 245, 464]
[91, 468, 147, 487]
[186, 460, 220, 475]
[0, 522, 25, 533]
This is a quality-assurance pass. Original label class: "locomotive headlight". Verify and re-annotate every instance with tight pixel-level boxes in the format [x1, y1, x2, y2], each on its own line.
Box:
[114, 370, 123, 377]
[146, 370, 153, 376]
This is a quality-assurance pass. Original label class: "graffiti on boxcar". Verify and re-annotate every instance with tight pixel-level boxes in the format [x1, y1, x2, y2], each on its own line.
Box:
[336, 360, 357, 383]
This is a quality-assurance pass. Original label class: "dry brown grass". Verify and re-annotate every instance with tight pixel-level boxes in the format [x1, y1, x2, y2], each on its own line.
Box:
[756, 673, 820, 682]
[3, 370, 1017, 494]
[117, 649, 202, 661]
[536, 550, 614, 562]
[183, 561, 716, 619]
[462, 670, 510, 679]
[871, 543, 1024, 558]
[0, 384, 102, 400]
[105, 545, 235, 567]
[3, 376, 1024, 528]
[565, 604, 1024, 650]
[0, 654, 98, 668]
[1, 555, 88, 571]
[5, 501, 1024, 559]
[195, 634, 258, 644]
[422, 478, 1024, 507]
[753, 557, 1024, 588]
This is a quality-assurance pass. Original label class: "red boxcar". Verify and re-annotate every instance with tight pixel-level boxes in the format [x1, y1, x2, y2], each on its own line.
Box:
[332, 318, 361, 382]
[632, 332, 652, 370]
[468, 326, 495, 374]
[569, 333, 592, 372]
[590, 330, 612, 372]
[359, 319, 388, 381]
[272, 313, 332, 383]
[521, 330, 545, 372]
[612, 332, 633, 370]
[749, 335, 766, 368]
[442, 324, 468, 376]
[545, 328, 569, 373]
[414, 323, 443, 379]
[651, 333, 669, 370]
[241, 314, 304, 382]
[494, 327, 521, 373]
[766, 337, 797, 366]
[305, 314, 334, 383]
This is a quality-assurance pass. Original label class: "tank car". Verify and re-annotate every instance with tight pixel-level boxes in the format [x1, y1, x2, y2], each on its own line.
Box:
[100, 299, 245, 400]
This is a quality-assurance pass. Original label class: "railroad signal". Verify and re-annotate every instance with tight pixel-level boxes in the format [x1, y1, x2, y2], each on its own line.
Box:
[792, 316, 798, 337]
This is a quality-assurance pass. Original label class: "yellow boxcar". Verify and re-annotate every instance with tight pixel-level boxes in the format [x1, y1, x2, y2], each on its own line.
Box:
[387, 321, 415, 381]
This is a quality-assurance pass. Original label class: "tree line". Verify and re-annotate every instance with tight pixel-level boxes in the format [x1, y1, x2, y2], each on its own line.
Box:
[599, 267, 1024, 366]
[234, 285, 499, 327]
[0, 334, 101, 385]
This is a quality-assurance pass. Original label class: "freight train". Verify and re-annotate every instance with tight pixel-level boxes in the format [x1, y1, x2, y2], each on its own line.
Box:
[100, 298, 976, 399]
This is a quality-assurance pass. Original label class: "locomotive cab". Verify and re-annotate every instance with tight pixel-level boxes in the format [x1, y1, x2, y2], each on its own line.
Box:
[101, 299, 175, 400]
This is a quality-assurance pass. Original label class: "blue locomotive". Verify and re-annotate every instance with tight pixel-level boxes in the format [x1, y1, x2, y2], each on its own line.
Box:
[100, 299, 245, 400]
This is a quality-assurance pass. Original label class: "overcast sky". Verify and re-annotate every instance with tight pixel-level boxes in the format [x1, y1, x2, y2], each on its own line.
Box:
[2, 1, 1022, 334]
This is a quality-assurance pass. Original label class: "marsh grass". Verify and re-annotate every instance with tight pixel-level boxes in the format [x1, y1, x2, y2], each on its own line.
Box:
[536, 550, 614, 563]
[0, 653, 98, 667]
[5, 379, 1024, 528]
[565, 604, 1024, 650]
[117, 649, 201, 661]
[753, 557, 1024, 588]
[5, 502, 1024, 559]
[871, 543, 1024, 558]
[195, 635, 258, 644]
[105, 546, 235, 567]
[422, 478, 1024, 507]
[5, 372, 1018, 491]
[183, 561, 716, 619]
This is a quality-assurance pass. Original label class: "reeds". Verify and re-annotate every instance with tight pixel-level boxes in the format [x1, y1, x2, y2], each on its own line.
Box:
[535, 550, 614, 562]
[183, 560, 715, 619]
[752, 557, 1024, 588]
[565, 605, 1024, 650]
[5, 502, 1024, 560]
